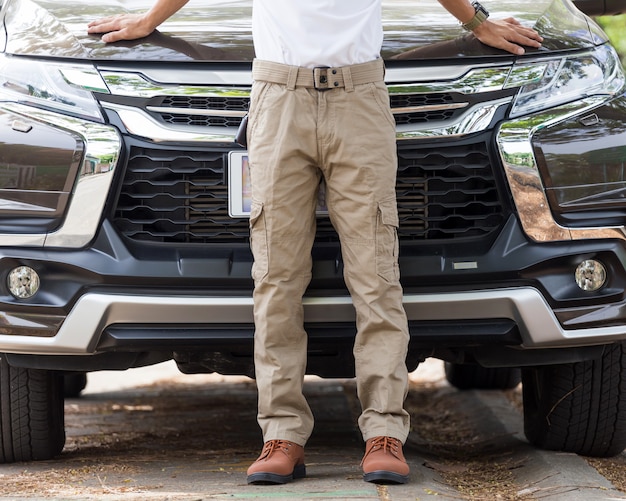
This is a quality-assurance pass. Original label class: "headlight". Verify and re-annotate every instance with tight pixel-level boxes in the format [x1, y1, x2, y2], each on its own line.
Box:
[0, 55, 114, 235]
[508, 45, 625, 118]
[0, 54, 108, 122]
[0, 107, 84, 232]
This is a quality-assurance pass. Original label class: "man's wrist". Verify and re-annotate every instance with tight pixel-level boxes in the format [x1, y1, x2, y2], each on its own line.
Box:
[142, 11, 163, 34]
[462, 2, 489, 31]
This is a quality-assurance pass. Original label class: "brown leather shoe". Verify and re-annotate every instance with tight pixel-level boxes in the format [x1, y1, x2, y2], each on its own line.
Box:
[246, 440, 306, 484]
[361, 436, 409, 484]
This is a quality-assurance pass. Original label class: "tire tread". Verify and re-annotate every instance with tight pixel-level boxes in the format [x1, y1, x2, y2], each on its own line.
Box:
[522, 342, 626, 457]
[0, 356, 65, 463]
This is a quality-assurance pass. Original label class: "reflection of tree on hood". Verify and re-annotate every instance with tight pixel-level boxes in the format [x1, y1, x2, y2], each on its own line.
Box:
[393, 33, 501, 59]
[96, 29, 246, 61]
[99, 29, 545, 62]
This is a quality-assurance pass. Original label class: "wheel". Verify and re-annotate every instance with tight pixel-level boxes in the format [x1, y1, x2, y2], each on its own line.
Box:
[0, 355, 65, 463]
[444, 362, 521, 390]
[63, 372, 87, 398]
[522, 342, 626, 457]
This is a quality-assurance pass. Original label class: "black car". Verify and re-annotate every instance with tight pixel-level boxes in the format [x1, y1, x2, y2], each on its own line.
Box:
[0, 0, 626, 463]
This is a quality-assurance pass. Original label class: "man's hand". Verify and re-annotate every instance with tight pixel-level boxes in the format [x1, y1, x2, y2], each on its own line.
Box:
[473, 17, 543, 55]
[87, 0, 189, 43]
[87, 14, 156, 43]
[436, 0, 542, 55]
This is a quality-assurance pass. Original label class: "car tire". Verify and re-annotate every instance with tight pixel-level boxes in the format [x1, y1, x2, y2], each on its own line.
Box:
[444, 362, 521, 390]
[522, 342, 626, 457]
[63, 372, 87, 398]
[0, 355, 65, 463]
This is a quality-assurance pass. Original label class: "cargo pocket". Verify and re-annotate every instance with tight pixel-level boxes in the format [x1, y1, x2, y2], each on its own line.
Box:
[248, 81, 275, 147]
[375, 198, 400, 282]
[249, 201, 269, 282]
[369, 81, 396, 129]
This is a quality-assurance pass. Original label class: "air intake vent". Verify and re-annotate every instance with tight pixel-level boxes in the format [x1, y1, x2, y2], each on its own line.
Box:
[113, 140, 504, 244]
[397, 141, 504, 239]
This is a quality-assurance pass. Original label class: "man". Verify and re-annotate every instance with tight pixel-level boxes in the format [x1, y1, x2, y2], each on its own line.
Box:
[89, 0, 541, 486]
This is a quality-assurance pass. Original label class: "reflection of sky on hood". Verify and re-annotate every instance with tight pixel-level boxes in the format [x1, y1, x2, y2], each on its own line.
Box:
[382, 0, 548, 26]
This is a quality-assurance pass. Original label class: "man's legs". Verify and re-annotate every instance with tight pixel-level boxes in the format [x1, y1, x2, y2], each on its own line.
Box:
[246, 61, 410, 484]
[246, 79, 321, 483]
[319, 78, 411, 483]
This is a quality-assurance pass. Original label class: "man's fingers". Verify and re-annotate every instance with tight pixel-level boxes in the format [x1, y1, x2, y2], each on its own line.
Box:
[87, 19, 122, 34]
[498, 41, 526, 55]
[510, 30, 543, 48]
[519, 27, 544, 44]
[501, 17, 521, 26]
[87, 16, 122, 31]
[498, 21, 543, 45]
[87, 14, 153, 42]
[474, 19, 543, 55]
[101, 29, 127, 43]
[88, 22, 135, 42]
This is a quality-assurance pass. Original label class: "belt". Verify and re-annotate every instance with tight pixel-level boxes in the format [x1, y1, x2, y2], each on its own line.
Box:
[252, 58, 385, 91]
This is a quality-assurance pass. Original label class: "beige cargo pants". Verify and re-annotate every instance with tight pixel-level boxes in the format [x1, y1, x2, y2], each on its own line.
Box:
[247, 58, 410, 447]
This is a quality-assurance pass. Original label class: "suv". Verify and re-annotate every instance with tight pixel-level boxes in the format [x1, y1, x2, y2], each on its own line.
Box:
[1, 0, 626, 463]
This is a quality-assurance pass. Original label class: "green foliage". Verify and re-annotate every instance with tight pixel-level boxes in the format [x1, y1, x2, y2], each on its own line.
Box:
[596, 15, 626, 65]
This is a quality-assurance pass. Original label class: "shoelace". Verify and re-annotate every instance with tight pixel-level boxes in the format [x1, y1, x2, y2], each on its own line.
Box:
[361, 436, 402, 465]
[258, 439, 294, 460]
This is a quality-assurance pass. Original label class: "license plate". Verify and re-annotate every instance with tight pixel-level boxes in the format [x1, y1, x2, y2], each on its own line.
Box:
[228, 151, 252, 217]
[228, 151, 327, 218]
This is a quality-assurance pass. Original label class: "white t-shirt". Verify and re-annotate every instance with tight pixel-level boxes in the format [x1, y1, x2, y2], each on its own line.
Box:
[252, 0, 383, 68]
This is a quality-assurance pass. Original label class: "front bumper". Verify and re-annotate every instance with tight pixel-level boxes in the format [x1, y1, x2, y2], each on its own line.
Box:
[2, 286, 626, 358]
[3, 216, 626, 365]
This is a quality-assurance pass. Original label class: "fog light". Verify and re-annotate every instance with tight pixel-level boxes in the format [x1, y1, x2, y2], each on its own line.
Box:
[7, 266, 40, 299]
[575, 260, 606, 292]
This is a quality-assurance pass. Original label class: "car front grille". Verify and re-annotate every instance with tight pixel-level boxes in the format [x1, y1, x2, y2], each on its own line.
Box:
[158, 95, 249, 128]
[150, 92, 467, 128]
[112, 139, 504, 244]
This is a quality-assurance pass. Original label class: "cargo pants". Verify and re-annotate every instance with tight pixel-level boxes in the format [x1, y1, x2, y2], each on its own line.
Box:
[247, 58, 410, 447]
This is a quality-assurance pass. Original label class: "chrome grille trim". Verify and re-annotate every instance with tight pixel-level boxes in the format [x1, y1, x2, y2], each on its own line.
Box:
[104, 99, 510, 143]
[104, 102, 236, 143]
[395, 100, 509, 139]
[146, 106, 248, 118]
[386, 66, 511, 94]
[391, 103, 469, 114]
[100, 71, 251, 98]
[497, 95, 626, 243]
[97, 64, 516, 140]
[98, 64, 513, 93]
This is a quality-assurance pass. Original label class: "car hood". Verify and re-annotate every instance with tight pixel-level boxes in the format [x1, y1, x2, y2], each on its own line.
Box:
[0, 0, 608, 62]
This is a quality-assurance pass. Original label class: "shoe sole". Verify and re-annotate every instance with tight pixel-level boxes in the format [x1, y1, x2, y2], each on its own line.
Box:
[363, 470, 409, 484]
[247, 464, 306, 485]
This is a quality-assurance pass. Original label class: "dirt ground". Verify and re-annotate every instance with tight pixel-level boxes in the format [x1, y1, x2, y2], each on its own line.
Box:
[0, 360, 623, 500]
[406, 381, 626, 500]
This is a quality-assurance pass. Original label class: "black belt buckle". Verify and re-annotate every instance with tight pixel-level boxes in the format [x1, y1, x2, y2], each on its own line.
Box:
[313, 66, 331, 91]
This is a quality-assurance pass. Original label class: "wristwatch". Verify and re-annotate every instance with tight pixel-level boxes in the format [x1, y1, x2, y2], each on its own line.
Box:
[462, 2, 489, 31]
